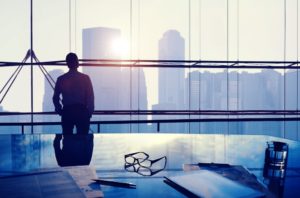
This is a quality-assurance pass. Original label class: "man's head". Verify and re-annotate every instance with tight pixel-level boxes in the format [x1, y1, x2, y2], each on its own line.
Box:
[66, 52, 79, 69]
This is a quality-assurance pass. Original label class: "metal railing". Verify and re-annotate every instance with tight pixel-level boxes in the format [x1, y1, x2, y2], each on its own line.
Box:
[1, 59, 300, 69]
[1, 110, 300, 134]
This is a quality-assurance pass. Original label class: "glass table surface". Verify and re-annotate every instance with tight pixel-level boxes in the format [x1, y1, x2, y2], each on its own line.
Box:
[0, 134, 299, 197]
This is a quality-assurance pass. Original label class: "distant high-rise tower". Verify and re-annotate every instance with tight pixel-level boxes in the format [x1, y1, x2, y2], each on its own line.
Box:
[152, 30, 185, 133]
[82, 27, 148, 132]
[158, 30, 185, 109]
[43, 69, 64, 111]
[42, 69, 64, 133]
[83, 27, 121, 60]
[83, 27, 122, 111]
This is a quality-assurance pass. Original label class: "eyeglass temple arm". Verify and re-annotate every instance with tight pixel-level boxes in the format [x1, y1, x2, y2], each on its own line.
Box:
[124, 152, 150, 158]
[150, 156, 167, 164]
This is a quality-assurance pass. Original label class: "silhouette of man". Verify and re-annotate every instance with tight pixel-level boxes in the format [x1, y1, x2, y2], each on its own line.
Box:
[53, 53, 94, 134]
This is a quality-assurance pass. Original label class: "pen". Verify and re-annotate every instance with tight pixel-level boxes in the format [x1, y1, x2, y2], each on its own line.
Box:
[92, 179, 136, 189]
[198, 162, 230, 168]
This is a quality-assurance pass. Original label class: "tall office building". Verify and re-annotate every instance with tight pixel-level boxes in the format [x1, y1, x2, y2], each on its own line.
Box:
[158, 30, 185, 109]
[83, 27, 122, 111]
[285, 70, 300, 140]
[238, 70, 282, 136]
[152, 30, 186, 132]
[42, 69, 64, 133]
[182, 70, 285, 135]
[185, 71, 231, 134]
[82, 27, 148, 132]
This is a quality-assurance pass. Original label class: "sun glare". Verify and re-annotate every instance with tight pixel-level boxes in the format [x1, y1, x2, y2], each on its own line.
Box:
[111, 38, 129, 59]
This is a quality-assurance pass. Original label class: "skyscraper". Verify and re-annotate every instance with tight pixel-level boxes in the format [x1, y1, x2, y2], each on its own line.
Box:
[83, 27, 122, 111]
[152, 30, 186, 133]
[158, 30, 185, 109]
[82, 27, 148, 132]
[42, 69, 64, 133]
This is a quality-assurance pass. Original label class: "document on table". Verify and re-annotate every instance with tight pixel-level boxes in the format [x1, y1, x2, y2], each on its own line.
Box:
[165, 170, 265, 198]
[182, 163, 271, 197]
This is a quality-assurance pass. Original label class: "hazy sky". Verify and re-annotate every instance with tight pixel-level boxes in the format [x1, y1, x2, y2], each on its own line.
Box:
[0, 0, 299, 112]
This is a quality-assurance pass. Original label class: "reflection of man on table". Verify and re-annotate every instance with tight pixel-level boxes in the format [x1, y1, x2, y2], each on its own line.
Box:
[53, 134, 94, 167]
[52, 52, 94, 134]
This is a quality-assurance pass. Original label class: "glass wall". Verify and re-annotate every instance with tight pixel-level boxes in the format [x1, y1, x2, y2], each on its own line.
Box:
[0, 0, 299, 140]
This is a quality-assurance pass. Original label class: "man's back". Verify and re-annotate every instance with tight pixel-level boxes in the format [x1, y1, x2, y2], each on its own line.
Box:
[57, 70, 90, 106]
[53, 70, 94, 117]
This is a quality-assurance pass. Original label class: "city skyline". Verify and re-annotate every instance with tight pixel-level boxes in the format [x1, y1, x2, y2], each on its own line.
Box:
[0, 1, 299, 137]
[1, 0, 300, 112]
[1, 25, 299, 113]
[0, 26, 299, 138]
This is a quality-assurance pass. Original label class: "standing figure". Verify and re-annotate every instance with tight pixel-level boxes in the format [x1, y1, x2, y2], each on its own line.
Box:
[53, 53, 94, 134]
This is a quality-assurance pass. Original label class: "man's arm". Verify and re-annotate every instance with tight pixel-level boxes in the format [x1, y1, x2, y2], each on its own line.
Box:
[86, 76, 94, 118]
[53, 78, 62, 115]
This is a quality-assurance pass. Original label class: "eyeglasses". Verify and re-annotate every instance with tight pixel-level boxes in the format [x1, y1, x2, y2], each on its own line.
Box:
[124, 152, 149, 165]
[124, 152, 167, 176]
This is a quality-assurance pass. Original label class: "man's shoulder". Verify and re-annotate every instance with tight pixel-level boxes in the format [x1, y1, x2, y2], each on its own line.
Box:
[77, 71, 90, 79]
[57, 73, 68, 80]
[79, 71, 89, 76]
[56, 74, 64, 81]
